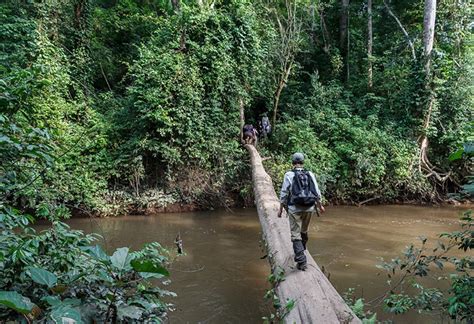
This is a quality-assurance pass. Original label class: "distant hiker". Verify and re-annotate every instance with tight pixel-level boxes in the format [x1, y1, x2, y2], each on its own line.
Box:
[277, 153, 325, 271]
[257, 121, 263, 137]
[261, 116, 271, 138]
[242, 124, 258, 146]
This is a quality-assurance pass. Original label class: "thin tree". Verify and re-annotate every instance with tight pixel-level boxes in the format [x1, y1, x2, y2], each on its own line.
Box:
[367, 0, 373, 88]
[239, 98, 245, 144]
[339, 0, 350, 81]
[319, 5, 332, 54]
[383, 0, 416, 61]
[270, 0, 302, 130]
[171, 0, 180, 11]
[308, 2, 331, 54]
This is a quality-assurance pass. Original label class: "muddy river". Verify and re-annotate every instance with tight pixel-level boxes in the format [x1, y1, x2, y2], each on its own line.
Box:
[37, 205, 468, 323]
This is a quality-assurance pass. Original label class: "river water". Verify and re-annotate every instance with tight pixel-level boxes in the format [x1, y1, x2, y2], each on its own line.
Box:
[37, 205, 468, 323]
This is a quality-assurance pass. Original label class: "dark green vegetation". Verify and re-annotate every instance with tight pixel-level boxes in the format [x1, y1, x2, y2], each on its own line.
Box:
[1, 0, 472, 217]
[0, 0, 472, 322]
[1, 115, 172, 321]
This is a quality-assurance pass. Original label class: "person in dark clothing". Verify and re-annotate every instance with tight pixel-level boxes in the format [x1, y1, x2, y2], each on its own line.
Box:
[242, 124, 258, 146]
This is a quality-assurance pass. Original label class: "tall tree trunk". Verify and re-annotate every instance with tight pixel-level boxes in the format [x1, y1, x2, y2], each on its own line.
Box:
[320, 8, 331, 54]
[339, 0, 350, 49]
[239, 98, 245, 144]
[339, 0, 350, 81]
[423, 0, 436, 75]
[419, 0, 436, 170]
[367, 0, 373, 88]
[419, 0, 448, 183]
[420, 0, 436, 153]
[309, 3, 317, 46]
[171, 0, 180, 11]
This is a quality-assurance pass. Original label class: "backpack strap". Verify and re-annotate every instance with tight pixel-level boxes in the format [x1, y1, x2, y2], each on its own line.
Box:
[288, 169, 303, 206]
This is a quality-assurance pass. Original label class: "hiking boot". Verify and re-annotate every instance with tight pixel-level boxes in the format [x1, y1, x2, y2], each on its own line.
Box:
[292, 240, 306, 265]
[297, 263, 307, 271]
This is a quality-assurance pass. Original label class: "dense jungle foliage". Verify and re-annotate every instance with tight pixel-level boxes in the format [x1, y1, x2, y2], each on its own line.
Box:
[1, 0, 472, 216]
[0, 0, 472, 321]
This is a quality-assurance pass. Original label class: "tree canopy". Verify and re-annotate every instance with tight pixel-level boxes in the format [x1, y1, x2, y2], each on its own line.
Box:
[1, 0, 472, 215]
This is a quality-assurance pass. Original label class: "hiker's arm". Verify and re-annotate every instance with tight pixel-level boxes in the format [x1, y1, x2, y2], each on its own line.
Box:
[316, 200, 325, 213]
[277, 203, 285, 218]
[311, 172, 325, 213]
[278, 173, 291, 217]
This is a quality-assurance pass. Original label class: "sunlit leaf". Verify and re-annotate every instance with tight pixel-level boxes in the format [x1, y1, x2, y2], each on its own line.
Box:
[50, 304, 83, 324]
[111, 247, 132, 270]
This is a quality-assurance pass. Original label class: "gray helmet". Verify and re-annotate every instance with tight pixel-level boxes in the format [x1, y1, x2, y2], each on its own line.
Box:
[292, 152, 304, 163]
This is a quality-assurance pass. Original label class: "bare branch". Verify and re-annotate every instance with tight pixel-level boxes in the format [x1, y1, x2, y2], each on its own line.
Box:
[383, 0, 416, 61]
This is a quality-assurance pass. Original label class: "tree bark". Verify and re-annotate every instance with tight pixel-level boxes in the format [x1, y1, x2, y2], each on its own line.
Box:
[339, 0, 350, 81]
[320, 8, 331, 54]
[420, 0, 436, 153]
[418, 0, 449, 182]
[383, 0, 416, 61]
[244, 144, 361, 324]
[423, 0, 436, 75]
[171, 0, 180, 12]
[367, 0, 373, 88]
[239, 98, 245, 144]
[272, 63, 292, 129]
[339, 0, 350, 49]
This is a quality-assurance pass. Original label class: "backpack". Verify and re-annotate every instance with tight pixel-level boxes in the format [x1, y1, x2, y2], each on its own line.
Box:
[289, 170, 319, 206]
[262, 117, 271, 134]
[243, 124, 254, 133]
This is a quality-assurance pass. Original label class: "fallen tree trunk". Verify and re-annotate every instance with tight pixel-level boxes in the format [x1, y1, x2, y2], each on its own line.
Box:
[245, 144, 360, 324]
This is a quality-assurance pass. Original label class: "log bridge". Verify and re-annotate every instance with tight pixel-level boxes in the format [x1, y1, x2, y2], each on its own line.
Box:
[245, 144, 361, 323]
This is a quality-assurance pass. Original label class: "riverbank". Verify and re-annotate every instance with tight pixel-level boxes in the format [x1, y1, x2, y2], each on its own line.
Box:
[70, 188, 473, 218]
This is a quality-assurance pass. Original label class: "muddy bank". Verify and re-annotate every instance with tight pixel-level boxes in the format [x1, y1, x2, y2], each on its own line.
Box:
[70, 187, 472, 218]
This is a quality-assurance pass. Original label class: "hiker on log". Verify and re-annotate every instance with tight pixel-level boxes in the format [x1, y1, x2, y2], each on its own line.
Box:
[277, 152, 325, 271]
[242, 124, 258, 146]
[245, 145, 360, 322]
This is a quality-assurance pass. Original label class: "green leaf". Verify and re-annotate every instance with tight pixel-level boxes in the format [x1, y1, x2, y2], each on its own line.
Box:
[352, 298, 365, 315]
[50, 304, 83, 324]
[81, 245, 109, 262]
[448, 148, 464, 161]
[43, 295, 61, 306]
[0, 291, 35, 314]
[117, 305, 143, 320]
[27, 267, 58, 288]
[362, 313, 377, 324]
[111, 247, 131, 270]
[131, 259, 169, 276]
